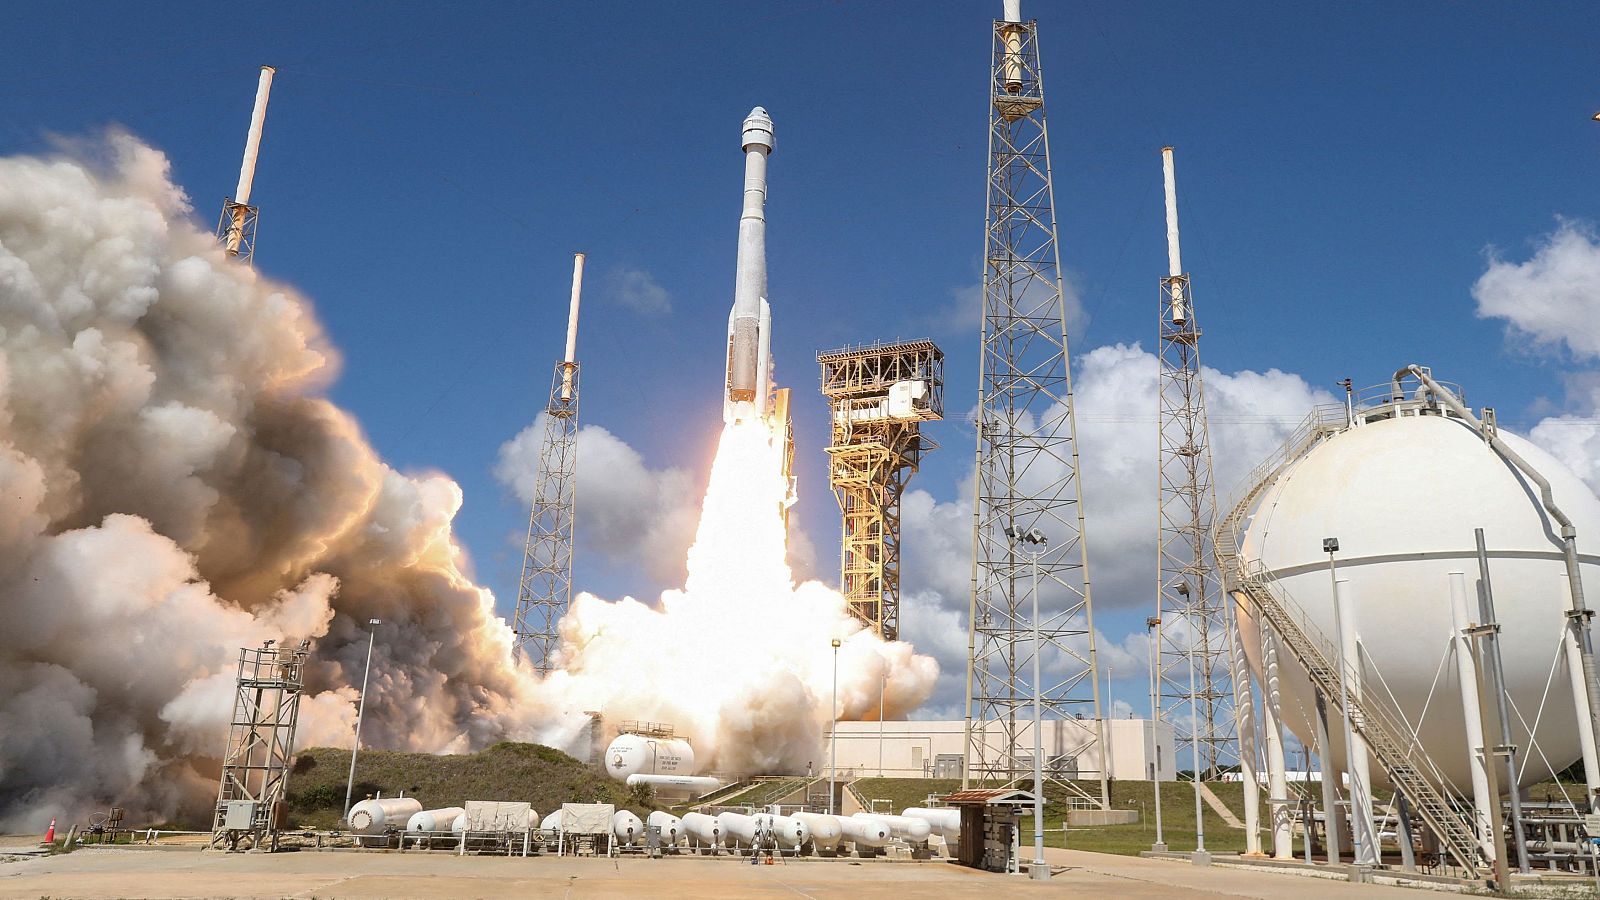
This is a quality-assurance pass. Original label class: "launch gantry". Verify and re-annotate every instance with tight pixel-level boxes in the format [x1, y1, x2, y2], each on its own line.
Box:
[512, 253, 585, 675]
[818, 340, 943, 642]
[217, 66, 274, 265]
[964, 1, 1108, 808]
[210, 640, 309, 852]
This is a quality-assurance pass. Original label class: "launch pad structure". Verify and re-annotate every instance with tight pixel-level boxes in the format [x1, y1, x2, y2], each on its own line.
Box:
[964, 3, 1108, 808]
[513, 253, 586, 675]
[818, 340, 944, 642]
[210, 640, 310, 852]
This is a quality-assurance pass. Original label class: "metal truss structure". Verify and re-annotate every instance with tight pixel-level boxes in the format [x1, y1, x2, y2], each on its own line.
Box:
[1154, 151, 1235, 780]
[963, 10, 1108, 807]
[211, 640, 310, 851]
[818, 340, 944, 642]
[216, 200, 259, 265]
[512, 359, 579, 675]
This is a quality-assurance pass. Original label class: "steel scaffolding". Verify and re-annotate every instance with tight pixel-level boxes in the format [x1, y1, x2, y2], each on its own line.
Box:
[211, 640, 310, 851]
[216, 200, 259, 264]
[963, 9, 1108, 807]
[1153, 148, 1235, 781]
[819, 340, 944, 641]
[512, 359, 579, 675]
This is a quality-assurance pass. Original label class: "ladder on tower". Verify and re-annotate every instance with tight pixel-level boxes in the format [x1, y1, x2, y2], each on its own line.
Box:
[1215, 409, 1483, 879]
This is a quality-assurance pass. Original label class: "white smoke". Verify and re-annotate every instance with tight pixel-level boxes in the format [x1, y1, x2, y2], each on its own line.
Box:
[0, 134, 547, 830]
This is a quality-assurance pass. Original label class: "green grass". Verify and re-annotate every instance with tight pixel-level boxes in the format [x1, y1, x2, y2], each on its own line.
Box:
[849, 778, 1255, 856]
[286, 742, 650, 829]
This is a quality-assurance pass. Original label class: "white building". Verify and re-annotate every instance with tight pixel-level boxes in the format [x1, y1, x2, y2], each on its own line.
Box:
[827, 718, 1176, 781]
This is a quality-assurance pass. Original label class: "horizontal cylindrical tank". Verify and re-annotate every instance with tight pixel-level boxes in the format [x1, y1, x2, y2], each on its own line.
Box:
[716, 811, 758, 846]
[837, 815, 890, 849]
[1239, 410, 1600, 789]
[613, 810, 644, 846]
[624, 774, 724, 795]
[791, 812, 843, 851]
[647, 811, 685, 845]
[682, 811, 723, 846]
[853, 812, 929, 842]
[605, 734, 696, 781]
[347, 797, 422, 835]
[901, 807, 961, 841]
[757, 813, 809, 849]
[405, 807, 465, 833]
[539, 810, 563, 832]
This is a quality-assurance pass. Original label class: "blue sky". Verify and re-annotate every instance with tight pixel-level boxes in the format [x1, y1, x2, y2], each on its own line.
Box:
[6, 0, 1599, 715]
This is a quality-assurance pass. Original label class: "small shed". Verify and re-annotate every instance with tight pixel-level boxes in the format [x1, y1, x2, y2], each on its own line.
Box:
[940, 788, 1038, 874]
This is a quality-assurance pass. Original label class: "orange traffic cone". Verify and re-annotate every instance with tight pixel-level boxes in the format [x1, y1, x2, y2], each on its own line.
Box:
[42, 818, 56, 846]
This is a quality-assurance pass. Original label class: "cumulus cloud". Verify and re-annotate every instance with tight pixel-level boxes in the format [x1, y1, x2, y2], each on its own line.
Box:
[934, 276, 1090, 341]
[1474, 218, 1600, 359]
[604, 266, 673, 315]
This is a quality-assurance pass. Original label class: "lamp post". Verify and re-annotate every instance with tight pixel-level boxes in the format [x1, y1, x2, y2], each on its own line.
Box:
[1179, 581, 1206, 860]
[1147, 615, 1166, 851]
[342, 618, 381, 824]
[878, 666, 886, 777]
[830, 638, 841, 815]
[1007, 523, 1050, 881]
[1326, 537, 1373, 866]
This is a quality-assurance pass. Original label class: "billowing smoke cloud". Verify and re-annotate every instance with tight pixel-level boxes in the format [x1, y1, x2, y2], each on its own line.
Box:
[0, 134, 546, 830]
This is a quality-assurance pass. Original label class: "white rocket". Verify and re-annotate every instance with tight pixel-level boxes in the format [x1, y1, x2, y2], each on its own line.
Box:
[723, 106, 775, 426]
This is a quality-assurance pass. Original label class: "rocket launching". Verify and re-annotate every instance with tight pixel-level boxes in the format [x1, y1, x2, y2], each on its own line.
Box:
[724, 107, 775, 427]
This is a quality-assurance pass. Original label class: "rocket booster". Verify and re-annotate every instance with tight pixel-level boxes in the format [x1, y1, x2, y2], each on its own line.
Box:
[724, 107, 775, 425]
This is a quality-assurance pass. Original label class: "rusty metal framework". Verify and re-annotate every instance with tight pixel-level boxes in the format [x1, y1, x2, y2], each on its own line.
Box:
[964, 12, 1107, 807]
[513, 360, 579, 675]
[211, 640, 310, 851]
[819, 340, 944, 641]
[216, 200, 259, 265]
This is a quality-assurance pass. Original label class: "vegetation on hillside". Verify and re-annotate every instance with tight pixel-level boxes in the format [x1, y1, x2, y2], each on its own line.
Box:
[285, 742, 651, 829]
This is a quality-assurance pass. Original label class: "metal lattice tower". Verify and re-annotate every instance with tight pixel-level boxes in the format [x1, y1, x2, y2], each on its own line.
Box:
[512, 253, 585, 675]
[1153, 147, 1234, 780]
[217, 66, 274, 265]
[211, 640, 310, 851]
[963, 5, 1108, 807]
[819, 340, 944, 641]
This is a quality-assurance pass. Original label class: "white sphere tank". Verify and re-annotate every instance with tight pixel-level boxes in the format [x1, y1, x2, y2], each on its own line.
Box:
[405, 807, 465, 832]
[1240, 410, 1600, 790]
[604, 734, 696, 780]
[347, 797, 423, 834]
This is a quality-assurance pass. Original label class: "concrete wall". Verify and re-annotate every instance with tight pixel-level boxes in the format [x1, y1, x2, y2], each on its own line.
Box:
[827, 718, 1176, 781]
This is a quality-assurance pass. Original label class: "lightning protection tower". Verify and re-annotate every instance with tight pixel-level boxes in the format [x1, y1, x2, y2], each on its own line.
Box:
[217, 66, 275, 265]
[818, 340, 944, 642]
[964, 0, 1108, 808]
[210, 639, 310, 852]
[1153, 147, 1236, 785]
[512, 253, 585, 675]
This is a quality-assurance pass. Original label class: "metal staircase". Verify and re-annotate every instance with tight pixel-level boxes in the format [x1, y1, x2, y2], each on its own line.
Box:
[1216, 405, 1484, 878]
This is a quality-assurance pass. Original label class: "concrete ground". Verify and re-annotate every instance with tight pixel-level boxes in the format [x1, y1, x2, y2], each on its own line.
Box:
[0, 841, 1455, 899]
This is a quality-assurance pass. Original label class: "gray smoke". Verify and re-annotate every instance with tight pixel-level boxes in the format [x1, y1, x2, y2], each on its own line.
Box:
[0, 134, 545, 830]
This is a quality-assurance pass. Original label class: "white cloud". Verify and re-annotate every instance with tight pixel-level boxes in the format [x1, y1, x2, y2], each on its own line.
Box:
[1474, 219, 1600, 359]
[934, 275, 1089, 341]
[605, 267, 673, 315]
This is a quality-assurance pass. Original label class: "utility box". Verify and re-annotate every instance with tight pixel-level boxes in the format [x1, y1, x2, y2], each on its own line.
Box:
[560, 803, 614, 836]
[941, 788, 1035, 875]
[223, 800, 258, 830]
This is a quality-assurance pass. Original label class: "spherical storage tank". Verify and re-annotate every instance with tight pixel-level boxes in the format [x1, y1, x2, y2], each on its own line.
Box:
[604, 733, 696, 780]
[1239, 401, 1600, 790]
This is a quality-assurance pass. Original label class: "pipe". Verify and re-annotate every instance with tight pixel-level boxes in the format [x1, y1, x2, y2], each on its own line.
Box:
[1333, 577, 1378, 865]
[1314, 689, 1343, 863]
[1260, 626, 1294, 858]
[235, 66, 275, 206]
[1450, 571, 1497, 859]
[1477, 529, 1530, 873]
[1403, 363, 1600, 800]
[1562, 572, 1600, 800]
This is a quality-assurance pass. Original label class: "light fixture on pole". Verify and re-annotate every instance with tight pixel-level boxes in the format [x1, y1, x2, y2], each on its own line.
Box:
[1147, 615, 1166, 852]
[1007, 522, 1051, 881]
[342, 618, 381, 824]
[1179, 580, 1207, 862]
[830, 637, 842, 815]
